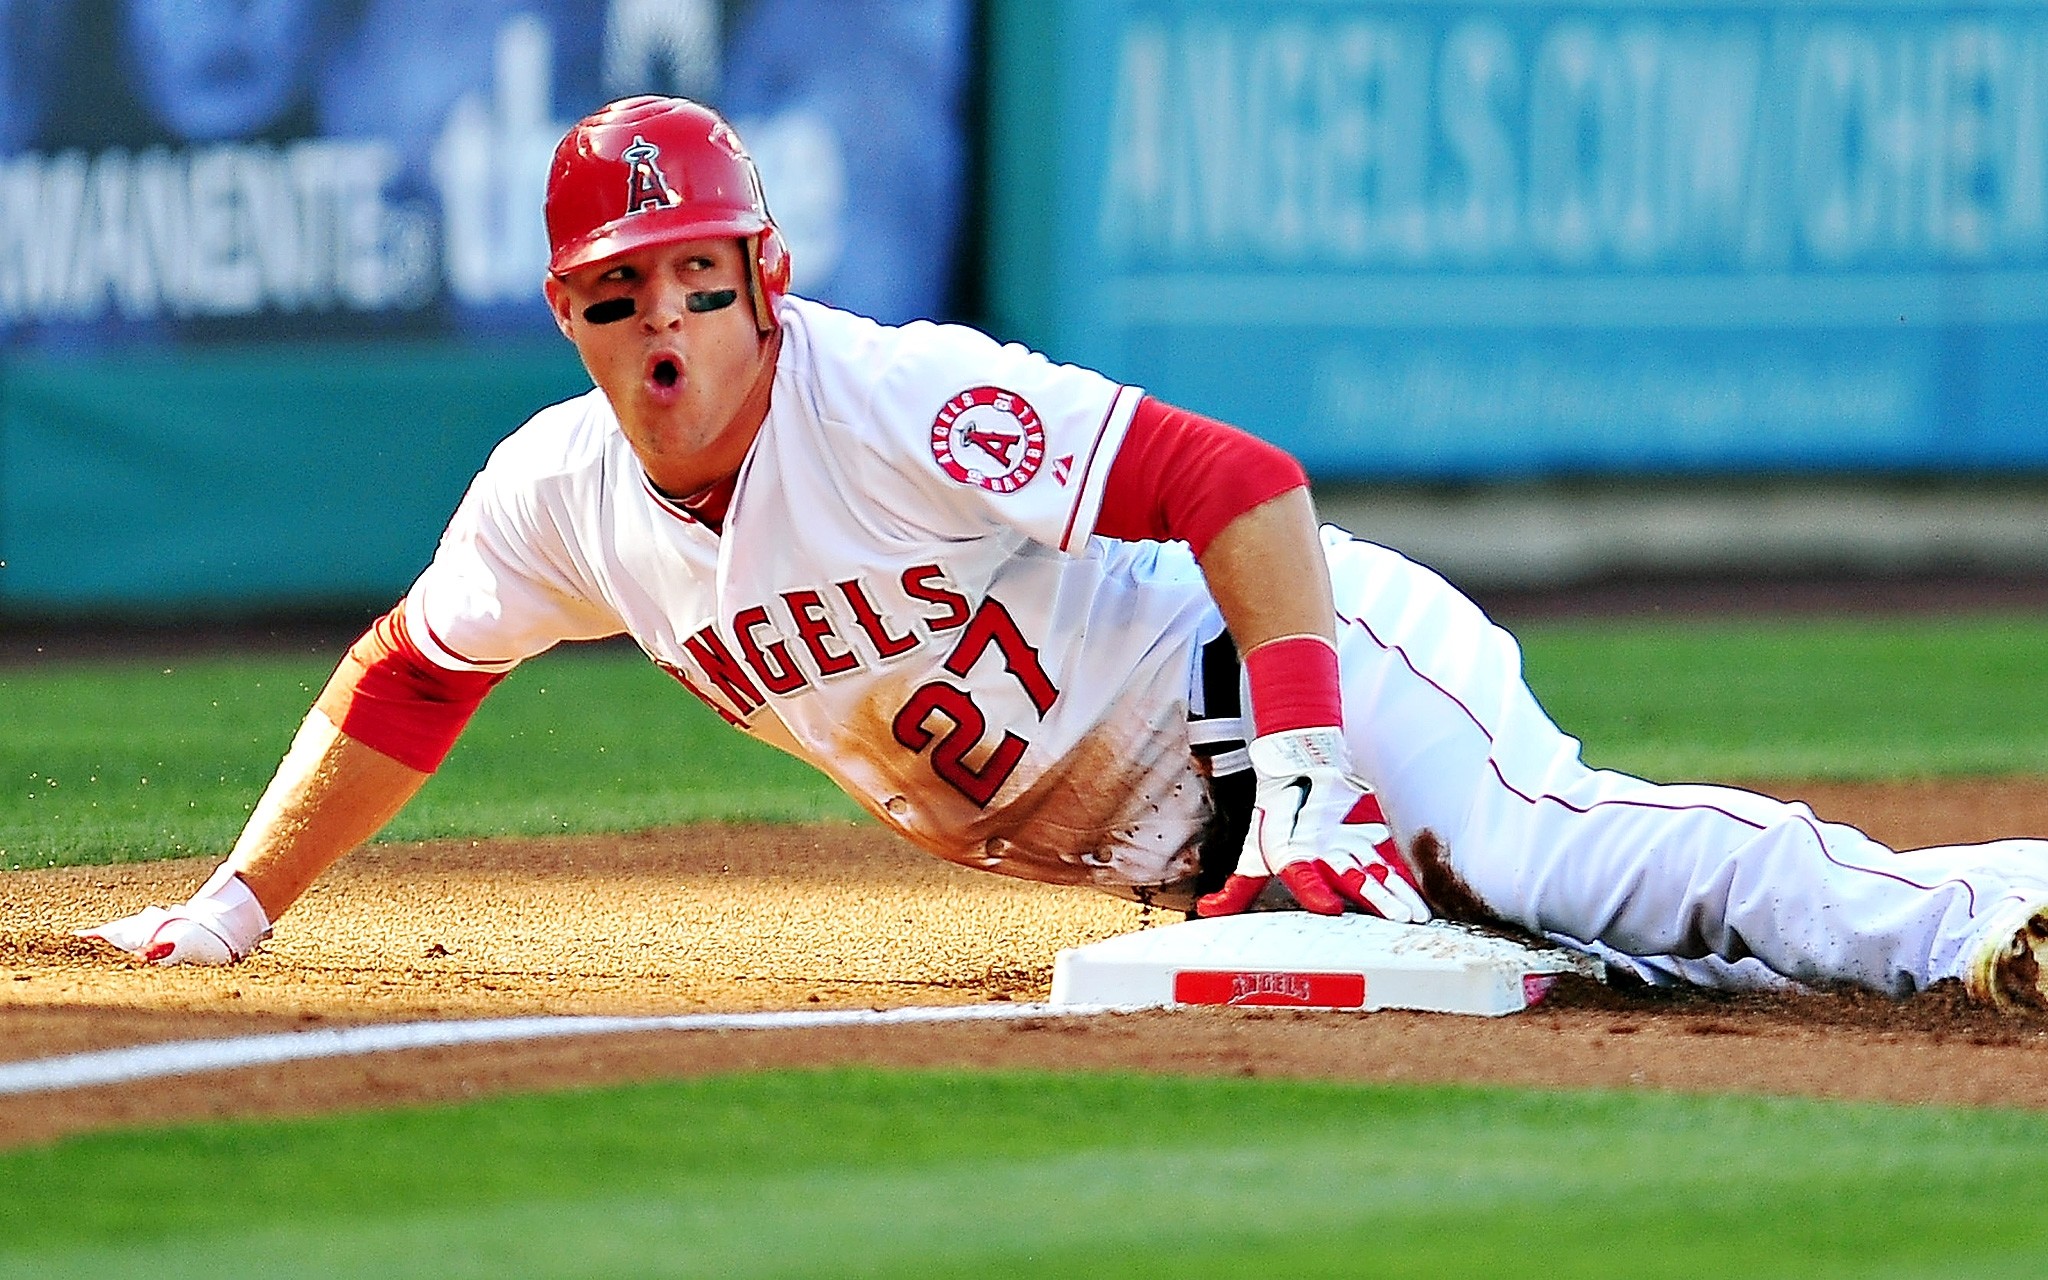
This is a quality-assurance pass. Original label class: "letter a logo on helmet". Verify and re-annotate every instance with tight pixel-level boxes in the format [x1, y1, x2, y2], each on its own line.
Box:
[621, 136, 680, 214]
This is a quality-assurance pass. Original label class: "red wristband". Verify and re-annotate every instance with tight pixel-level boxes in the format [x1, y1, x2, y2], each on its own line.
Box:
[1243, 635, 1342, 735]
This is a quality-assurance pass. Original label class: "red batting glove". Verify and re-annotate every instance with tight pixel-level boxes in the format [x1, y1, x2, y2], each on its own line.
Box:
[1195, 727, 1430, 922]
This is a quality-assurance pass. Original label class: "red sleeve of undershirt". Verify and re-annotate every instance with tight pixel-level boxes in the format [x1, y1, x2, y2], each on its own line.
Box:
[312, 606, 507, 773]
[1091, 395, 1308, 558]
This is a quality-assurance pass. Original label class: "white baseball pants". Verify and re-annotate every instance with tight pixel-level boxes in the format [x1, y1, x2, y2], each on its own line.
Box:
[1323, 528, 2048, 995]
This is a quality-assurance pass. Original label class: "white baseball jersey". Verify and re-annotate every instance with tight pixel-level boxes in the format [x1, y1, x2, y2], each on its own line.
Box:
[399, 294, 2048, 995]
[405, 296, 1223, 896]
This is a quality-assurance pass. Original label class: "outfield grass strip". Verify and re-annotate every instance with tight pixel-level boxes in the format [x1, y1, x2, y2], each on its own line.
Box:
[10, 1070, 2048, 1277]
[0, 1002, 1105, 1098]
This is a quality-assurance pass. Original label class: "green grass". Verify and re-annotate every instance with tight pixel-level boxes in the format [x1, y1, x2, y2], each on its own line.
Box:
[1518, 612, 2048, 780]
[8, 613, 2048, 868]
[0, 645, 858, 869]
[2, 1069, 2044, 1278]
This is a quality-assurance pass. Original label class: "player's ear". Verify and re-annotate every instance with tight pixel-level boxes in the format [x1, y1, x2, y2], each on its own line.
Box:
[543, 276, 575, 340]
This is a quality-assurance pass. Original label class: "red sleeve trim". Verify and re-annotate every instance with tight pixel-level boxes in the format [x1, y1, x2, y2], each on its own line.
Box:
[1092, 396, 1307, 557]
[1057, 390, 1129, 551]
[313, 606, 507, 773]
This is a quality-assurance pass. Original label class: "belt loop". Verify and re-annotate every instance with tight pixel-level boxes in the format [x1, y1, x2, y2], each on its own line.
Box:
[1189, 629, 1255, 908]
[1201, 629, 1241, 720]
[1189, 629, 1251, 777]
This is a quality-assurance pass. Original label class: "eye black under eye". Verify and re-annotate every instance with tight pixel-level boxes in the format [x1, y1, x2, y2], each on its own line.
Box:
[686, 289, 738, 313]
[582, 297, 635, 324]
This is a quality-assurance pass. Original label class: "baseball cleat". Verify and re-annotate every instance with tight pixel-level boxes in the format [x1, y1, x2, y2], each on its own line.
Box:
[1966, 901, 2048, 1012]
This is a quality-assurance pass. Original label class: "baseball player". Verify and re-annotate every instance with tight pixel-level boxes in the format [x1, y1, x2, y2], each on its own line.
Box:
[83, 95, 2048, 1010]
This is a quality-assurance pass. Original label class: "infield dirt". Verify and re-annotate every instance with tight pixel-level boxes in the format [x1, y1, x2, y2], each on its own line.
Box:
[8, 775, 2048, 1148]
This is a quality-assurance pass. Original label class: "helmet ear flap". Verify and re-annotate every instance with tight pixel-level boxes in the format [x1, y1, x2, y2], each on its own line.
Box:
[750, 227, 791, 332]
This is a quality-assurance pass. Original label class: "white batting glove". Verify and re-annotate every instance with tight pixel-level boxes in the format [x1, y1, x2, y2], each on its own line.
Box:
[1195, 727, 1431, 921]
[78, 866, 271, 966]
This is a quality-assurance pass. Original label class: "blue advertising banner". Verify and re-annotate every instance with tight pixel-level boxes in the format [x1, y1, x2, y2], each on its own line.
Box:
[991, 0, 2048, 478]
[0, 0, 970, 613]
[0, 0, 968, 345]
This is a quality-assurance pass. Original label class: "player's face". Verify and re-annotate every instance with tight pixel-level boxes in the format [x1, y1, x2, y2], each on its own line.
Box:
[545, 237, 778, 498]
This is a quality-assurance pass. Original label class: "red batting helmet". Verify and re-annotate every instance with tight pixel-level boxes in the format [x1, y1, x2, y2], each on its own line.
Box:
[545, 95, 792, 331]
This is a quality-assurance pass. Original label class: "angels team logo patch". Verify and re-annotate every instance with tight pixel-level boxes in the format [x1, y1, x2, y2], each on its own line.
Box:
[930, 386, 1047, 493]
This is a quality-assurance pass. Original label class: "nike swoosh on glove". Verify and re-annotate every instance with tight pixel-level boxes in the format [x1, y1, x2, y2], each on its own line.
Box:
[1195, 727, 1432, 921]
[78, 868, 271, 966]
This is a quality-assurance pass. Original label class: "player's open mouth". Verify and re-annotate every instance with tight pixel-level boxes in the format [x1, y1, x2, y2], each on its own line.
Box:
[644, 354, 684, 403]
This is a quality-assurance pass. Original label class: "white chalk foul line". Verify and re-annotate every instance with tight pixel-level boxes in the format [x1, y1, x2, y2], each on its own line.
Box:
[0, 1002, 1121, 1098]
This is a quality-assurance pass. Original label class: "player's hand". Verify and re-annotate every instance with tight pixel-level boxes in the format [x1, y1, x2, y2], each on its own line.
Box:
[77, 869, 271, 966]
[1195, 727, 1431, 921]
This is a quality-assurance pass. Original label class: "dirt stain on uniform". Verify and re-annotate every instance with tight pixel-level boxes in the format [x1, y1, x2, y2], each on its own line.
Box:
[1408, 830, 1516, 934]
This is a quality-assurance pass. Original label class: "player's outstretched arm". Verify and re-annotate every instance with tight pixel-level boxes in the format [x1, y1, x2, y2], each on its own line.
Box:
[80, 605, 504, 965]
[220, 708, 431, 921]
[80, 710, 430, 965]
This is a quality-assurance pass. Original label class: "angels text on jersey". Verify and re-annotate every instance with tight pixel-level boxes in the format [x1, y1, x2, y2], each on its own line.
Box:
[652, 560, 1060, 808]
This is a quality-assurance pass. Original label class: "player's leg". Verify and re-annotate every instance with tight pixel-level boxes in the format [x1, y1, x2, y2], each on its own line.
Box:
[1458, 768, 2048, 995]
[1319, 527, 2048, 995]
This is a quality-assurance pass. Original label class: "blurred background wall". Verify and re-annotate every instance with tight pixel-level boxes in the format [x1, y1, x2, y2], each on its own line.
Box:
[3, 0, 2046, 617]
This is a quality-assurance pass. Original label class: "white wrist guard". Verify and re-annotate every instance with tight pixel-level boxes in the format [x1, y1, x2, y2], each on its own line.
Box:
[189, 865, 273, 959]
